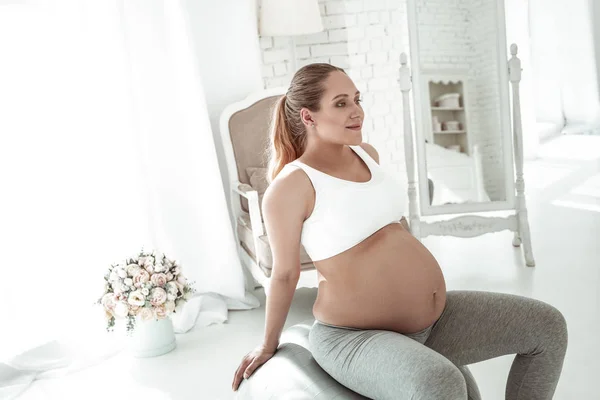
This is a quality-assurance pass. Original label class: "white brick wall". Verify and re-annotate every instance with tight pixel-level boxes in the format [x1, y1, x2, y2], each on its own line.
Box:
[471, 0, 505, 200]
[257, 0, 506, 198]
[417, 0, 506, 200]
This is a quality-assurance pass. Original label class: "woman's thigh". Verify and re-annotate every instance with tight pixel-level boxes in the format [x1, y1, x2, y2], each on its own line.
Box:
[308, 322, 468, 400]
[425, 290, 568, 366]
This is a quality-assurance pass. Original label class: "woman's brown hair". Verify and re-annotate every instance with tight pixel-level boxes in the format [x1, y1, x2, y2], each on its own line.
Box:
[266, 63, 345, 182]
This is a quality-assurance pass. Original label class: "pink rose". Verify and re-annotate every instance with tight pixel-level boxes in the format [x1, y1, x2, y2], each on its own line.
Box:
[139, 307, 154, 321]
[154, 305, 167, 319]
[151, 273, 168, 287]
[133, 270, 150, 287]
[150, 287, 167, 306]
[101, 293, 117, 312]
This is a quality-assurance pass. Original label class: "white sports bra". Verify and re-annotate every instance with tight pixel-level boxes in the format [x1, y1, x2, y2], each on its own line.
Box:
[283, 145, 407, 262]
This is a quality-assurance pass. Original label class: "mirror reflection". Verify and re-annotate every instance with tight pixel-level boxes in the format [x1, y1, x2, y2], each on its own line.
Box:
[414, 0, 510, 206]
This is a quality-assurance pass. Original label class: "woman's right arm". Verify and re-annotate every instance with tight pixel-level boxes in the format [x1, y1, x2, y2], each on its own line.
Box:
[261, 170, 310, 351]
[232, 169, 312, 391]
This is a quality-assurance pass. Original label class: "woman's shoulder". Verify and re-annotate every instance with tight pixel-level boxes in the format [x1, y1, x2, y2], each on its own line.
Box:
[263, 164, 313, 209]
[357, 142, 380, 164]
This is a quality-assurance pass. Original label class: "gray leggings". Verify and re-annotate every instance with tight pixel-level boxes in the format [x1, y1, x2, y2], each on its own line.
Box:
[308, 290, 568, 400]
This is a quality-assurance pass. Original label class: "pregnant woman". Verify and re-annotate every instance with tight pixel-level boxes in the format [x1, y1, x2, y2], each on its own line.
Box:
[232, 63, 568, 399]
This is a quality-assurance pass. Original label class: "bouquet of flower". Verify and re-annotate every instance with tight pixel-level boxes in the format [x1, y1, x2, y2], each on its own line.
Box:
[98, 249, 195, 333]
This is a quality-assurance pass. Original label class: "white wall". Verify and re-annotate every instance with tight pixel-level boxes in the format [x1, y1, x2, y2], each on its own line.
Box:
[184, 0, 264, 226]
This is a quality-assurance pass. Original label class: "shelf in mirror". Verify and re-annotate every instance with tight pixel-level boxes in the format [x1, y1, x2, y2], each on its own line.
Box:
[431, 107, 464, 111]
[434, 130, 466, 134]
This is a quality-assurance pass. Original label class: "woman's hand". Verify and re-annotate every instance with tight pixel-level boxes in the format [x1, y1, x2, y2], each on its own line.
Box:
[232, 344, 277, 392]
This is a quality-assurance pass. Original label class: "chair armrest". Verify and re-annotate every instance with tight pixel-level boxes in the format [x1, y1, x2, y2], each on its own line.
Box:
[232, 181, 264, 237]
[233, 183, 255, 197]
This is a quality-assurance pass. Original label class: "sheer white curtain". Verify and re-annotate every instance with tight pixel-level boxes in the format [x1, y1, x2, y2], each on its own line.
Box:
[505, 0, 600, 159]
[0, 0, 258, 397]
[513, 0, 600, 142]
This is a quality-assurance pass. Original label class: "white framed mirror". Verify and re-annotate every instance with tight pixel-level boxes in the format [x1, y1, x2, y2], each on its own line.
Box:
[407, 0, 516, 216]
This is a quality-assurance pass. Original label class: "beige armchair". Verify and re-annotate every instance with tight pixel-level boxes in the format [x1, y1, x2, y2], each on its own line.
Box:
[219, 88, 318, 294]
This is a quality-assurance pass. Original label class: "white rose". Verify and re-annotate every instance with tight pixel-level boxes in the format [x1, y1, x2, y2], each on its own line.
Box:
[139, 307, 154, 321]
[150, 287, 167, 306]
[113, 301, 129, 318]
[124, 278, 133, 286]
[109, 271, 119, 282]
[165, 301, 175, 313]
[127, 290, 146, 307]
[166, 282, 178, 295]
[145, 264, 154, 274]
[153, 262, 165, 273]
[167, 293, 176, 301]
[142, 288, 150, 296]
[177, 275, 187, 285]
[126, 264, 141, 277]
[166, 273, 174, 281]
[112, 281, 123, 294]
[117, 268, 127, 279]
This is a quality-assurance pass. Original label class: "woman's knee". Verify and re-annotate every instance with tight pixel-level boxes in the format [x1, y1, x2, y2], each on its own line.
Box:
[548, 305, 569, 352]
[536, 301, 569, 350]
[411, 361, 468, 400]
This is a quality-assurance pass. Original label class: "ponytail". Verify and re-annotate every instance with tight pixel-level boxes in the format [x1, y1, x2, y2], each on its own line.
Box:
[267, 95, 304, 183]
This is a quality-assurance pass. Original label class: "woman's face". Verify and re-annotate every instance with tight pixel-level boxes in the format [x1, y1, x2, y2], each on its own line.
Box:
[303, 71, 364, 145]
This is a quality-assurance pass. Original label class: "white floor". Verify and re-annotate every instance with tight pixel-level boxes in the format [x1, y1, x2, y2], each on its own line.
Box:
[18, 135, 600, 400]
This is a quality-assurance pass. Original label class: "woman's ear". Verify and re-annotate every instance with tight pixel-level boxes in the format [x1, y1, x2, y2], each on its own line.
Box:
[300, 108, 314, 127]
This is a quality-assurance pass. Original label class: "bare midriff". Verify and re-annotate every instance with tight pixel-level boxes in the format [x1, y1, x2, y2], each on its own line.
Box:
[312, 222, 447, 334]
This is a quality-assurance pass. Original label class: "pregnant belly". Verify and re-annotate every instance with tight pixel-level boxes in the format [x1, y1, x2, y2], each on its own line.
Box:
[312, 223, 447, 334]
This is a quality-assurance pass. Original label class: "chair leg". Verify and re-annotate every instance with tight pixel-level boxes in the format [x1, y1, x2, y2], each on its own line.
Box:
[518, 210, 535, 267]
[512, 231, 521, 247]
